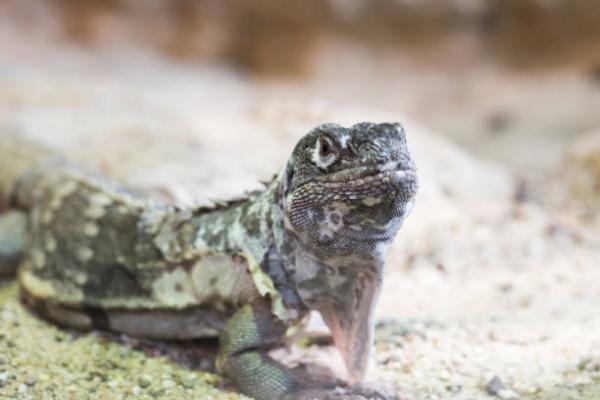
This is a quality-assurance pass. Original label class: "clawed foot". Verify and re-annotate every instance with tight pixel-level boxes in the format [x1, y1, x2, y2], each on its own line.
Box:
[289, 362, 344, 387]
[283, 384, 395, 400]
[283, 360, 398, 400]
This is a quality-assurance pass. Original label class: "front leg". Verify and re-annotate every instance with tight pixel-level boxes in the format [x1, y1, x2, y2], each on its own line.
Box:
[217, 302, 303, 399]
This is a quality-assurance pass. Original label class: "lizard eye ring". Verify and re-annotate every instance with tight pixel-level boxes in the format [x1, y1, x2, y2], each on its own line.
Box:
[314, 136, 338, 168]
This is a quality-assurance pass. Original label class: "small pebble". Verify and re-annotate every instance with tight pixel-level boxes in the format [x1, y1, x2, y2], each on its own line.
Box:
[138, 375, 152, 388]
[446, 384, 462, 393]
[0, 371, 10, 383]
[162, 379, 175, 389]
[24, 374, 37, 386]
[181, 374, 196, 389]
[486, 376, 520, 399]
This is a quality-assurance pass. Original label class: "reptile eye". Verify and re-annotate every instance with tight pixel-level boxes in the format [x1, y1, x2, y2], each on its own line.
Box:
[320, 141, 331, 157]
[314, 136, 338, 168]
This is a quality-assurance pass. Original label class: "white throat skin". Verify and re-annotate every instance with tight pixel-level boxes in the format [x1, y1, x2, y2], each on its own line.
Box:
[289, 233, 389, 383]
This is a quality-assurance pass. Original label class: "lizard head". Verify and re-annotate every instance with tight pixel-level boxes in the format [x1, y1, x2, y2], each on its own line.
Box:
[279, 122, 418, 383]
[281, 121, 417, 251]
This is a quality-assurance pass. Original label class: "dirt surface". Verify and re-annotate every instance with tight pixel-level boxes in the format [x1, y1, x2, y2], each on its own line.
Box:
[0, 283, 247, 400]
[0, 31, 599, 400]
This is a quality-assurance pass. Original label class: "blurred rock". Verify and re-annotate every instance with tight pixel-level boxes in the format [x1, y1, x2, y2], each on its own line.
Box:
[485, 376, 520, 399]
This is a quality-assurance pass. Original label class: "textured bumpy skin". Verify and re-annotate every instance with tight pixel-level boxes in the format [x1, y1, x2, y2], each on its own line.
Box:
[0, 123, 418, 400]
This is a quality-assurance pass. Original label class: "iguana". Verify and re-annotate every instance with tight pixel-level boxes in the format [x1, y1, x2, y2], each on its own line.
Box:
[0, 122, 418, 399]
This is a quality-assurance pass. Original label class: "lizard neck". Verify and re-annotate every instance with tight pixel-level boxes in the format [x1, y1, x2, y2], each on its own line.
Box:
[152, 176, 306, 316]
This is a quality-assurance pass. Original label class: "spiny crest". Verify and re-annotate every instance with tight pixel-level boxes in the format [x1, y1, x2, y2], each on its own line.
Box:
[191, 175, 278, 216]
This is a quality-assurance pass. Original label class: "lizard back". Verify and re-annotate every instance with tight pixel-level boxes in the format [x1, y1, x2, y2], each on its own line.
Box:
[0, 136, 261, 337]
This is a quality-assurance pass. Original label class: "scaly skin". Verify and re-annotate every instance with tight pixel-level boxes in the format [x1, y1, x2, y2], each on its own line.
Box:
[0, 123, 418, 400]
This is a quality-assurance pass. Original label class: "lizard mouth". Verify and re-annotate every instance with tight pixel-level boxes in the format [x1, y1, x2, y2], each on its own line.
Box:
[314, 164, 418, 199]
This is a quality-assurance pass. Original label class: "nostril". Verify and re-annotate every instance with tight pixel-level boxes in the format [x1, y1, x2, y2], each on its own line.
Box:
[390, 169, 417, 187]
[400, 161, 416, 172]
[390, 170, 419, 201]
[347, 139, 358, 156]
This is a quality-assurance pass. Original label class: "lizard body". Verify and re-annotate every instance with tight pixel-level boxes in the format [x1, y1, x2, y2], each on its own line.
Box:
[0, 123, 417, 399]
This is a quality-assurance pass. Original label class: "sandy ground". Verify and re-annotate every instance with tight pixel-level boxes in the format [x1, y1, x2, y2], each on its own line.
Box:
[0, 33, 600, 400]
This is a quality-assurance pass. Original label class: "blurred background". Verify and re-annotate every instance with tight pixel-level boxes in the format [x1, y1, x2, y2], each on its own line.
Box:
[1, 1, 600, 399]
[2, 0, 600, 173]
